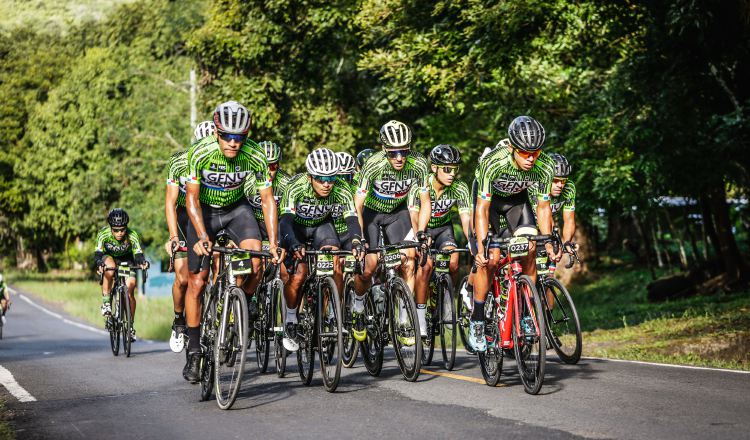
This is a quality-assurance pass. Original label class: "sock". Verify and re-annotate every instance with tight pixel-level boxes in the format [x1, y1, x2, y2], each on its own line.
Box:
[286, 308, 298, 324]
[102, 294, 110, 303]
[353, 294, 365, 313]
[186, 326, 200, 352]
[465, 283, 474, 293]
[471, 300, 485, 321]
[174, 310, 185, 323]
[417, 303, 427, 329]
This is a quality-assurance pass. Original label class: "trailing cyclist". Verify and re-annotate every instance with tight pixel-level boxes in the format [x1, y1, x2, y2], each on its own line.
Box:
[352, 120, 432, 340]
[410, 145, 472, 336]
[244, 141, 291, 250]
[279, 148, 364, 351]
[94, 208, 148, 342]
[164, 120, 216, 351]
[353, 148, 375, 187]
[538, 153, 577, 247]
[469, 116, 562, 352]
[0, 274, 10, 324]
[183, 100, 283, 382]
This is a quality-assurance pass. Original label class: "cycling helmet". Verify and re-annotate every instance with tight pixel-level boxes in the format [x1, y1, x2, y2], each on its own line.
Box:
[379, 120, 412, 149]
[507, 116, 546, 152]
[0, 274, 4, 283]
[356, 148, 376, 167]
[213, 101, 251, 135]
[107, 208, 129, 227]
[193, 121, 216, 140]
[306, 148, 339, 176]
[429, 144, 461, 165]
[336, 152, 356, 174]
[259, 141, 281, 163]
[549, 153, 572, 177]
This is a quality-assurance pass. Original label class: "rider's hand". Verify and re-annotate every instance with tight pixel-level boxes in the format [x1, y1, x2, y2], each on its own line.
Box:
[194, 236, 212, 256]
[564, 241, 580, 253]
[546, 242, 562, 262]
[474, 248, 488, 268]
[352, 239, 365, 260]
[292, 244, 305, 260]
[416, 230, 431, 246]
[96, 264, 104, 276]
[164, 237, 179, 257]
[270, 244, 285, 264]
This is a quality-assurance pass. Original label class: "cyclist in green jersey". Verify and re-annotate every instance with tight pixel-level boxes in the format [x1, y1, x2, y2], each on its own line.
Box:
[244, 141, 291, 246]
[183, 101, 283, 382]
[164, 120, 215, 352]
[410, 145, 472, 333]
[353, 148, 375, 187]
[279, 148, 364, 351]
[94, 208, 148, 341]
[352, 120, 432, 340]
[0, 274, 10, 324]
[545, 153, 577, 246]
[469, 116, 562, 352]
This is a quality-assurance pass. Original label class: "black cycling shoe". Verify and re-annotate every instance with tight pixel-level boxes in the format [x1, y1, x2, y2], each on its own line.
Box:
[183, 351, 202, 383]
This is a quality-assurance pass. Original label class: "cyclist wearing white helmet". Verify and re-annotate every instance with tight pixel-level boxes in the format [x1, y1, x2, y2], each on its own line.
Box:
[277, 148, 364, 351]
[182, 101, 284, 382]
[244, 141, 291, 248]
[193, 121, 216, 141]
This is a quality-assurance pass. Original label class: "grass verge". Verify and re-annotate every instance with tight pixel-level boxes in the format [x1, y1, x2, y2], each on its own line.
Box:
[0, 399, 14, 440]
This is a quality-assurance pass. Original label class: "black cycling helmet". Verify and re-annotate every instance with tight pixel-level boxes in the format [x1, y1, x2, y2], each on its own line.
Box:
[508, 116, 546, 152]
[429, 144, 461, 165]
[549, 153, 572, 177]
[107, 208, 129, 227]
[356, 148, 376, 167]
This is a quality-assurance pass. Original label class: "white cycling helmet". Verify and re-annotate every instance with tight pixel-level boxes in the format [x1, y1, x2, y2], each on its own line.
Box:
[336, 152, 356, 174]
[259, 141, 281, 163]
[213, 101, 251, 135]
[306, 148, 339, 176]
[193, 121, 216, 140]
[379, 120, 412, 149]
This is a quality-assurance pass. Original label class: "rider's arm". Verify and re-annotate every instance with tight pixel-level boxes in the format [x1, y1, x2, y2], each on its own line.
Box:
[165, 185, 180, 242]
[536, 200, 553, 235]
[456, 181, 472, 242]
[340, 188, 363, 240]
[185, 182, 207, 239]
[417, 187, 431, 233]
[259, 185, 279, 246]
[407, 185, 420, 233]
[562, 210, 576, 243]
[354, 192, 366, 234]
[93, 228, 107, 267]
[475, 198, 491, 255]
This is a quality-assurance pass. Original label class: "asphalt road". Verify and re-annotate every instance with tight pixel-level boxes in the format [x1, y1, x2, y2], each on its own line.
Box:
[1, 286, 748, 440]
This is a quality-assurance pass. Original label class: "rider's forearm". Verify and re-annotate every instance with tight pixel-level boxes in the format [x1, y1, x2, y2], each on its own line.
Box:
[164, 187, 179, 239]
[185, 185, 207, 239]
[562, 211, 576, 243]
[354, 193, 365, 233]
[279, 214, 299, 248]
[94, 251, 105, 266]
[536, 204, 553, 235]
[417, 191, 430, 232]
[344, 216, 363, 239]
[459, 213, 472, 243]
[261, 190, 279, 246]
[475, 199, 490, 251]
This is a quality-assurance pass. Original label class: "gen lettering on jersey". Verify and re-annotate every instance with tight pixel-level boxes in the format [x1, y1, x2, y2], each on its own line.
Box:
[491, 174, 536, 194]
[105, 242, 131, 254]
[373, 178, 415, 200]
[431, 199, 456, 217]
[296, 202, 333, 220]
[201, 170, 251, 191]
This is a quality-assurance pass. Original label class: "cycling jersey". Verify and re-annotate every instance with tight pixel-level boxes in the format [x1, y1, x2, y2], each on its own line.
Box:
[475, 139, 555, 202]
[407, 174, 471, 228]
[280, 174, 357, 227]
[187, 136, 270, 207]
[244, 169, 291, 222]
[332, 176, 357, 234]
[356, 150, 429, 213]
[94, 227, 145, 265]
[166, 150, 188, 207]
[527, 179, 576, 221]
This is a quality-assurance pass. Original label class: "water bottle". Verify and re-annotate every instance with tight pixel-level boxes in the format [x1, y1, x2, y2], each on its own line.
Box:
[372, 284, 384, 314]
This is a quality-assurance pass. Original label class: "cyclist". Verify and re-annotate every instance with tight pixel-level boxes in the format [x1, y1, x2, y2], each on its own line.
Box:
[541, 153, 577, 246]
[164, 120, 215, 351]
[469, 116, 562, 352]
[353, 148, 375, 187]
[332, 152, 358, 294]
[244, 141, 291, 250]
[0, 274, 9, 324]
[94, 208, 148, 342]
[352, 120, 432, 340]
[279, 148, 364, 351]
[410, 145, 472, 334]
[183, 101, 283, 382]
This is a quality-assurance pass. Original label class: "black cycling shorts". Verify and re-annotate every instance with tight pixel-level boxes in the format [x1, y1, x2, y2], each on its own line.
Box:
[174, 205, 189, 259]
[282, 220, 340, 268]
[470, 180, 536, 254]
[187, 199, 261, 273]
[363, 203, 414, 246]
[338, 229, 353, 251]
[428, 224, 457, 250]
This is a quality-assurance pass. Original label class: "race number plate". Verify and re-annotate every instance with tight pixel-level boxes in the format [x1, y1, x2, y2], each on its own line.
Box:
[536, 256, 549, 275]
[261, 240, 270, 252]
[384, 249, 401, 269]
[316, 254, 335, 276]
[344, 255, 356, 273]
[508, 237, 530, 258]
[117, 262, 133, 279]
[435, 253, 451, 273]
[230, 252, 253, 275]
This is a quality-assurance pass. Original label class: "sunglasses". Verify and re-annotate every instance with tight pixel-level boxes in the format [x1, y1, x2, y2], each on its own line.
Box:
[386, 149, 410, 159]
[514, 148, 541, 160]
[111, 227, 127, 233]
[268, 162, 279, 171]
[439, 166, 459, 174]
[218, 131, 247, 143]
[312, 175, 337, 183]
[339, 174, 353, 182]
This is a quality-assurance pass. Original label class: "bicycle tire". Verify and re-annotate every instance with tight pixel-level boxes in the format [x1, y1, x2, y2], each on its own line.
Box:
[438, 275, 458, 371]
[121, 286, 132, 358]
[541, 277, 582, 364]
[422, 290, 435, 367]
[341, 277, 360, 368]
[318, 277, 343, 392]
[109, 289, 120, 356]
[477, 298, 502, 386]
[255, 285, 271, 373]
[456, 276, 476, 355]
[388, 277, 422, 382]
[362, 290, 384, 377]
[269, 279, 287, 377]
[214, 286, 248, 410]
[513, 275, 546, 395]
[199, 290, 217, 402]
[297, 286, 315, 385]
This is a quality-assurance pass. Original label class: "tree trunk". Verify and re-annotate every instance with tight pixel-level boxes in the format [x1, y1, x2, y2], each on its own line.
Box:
[684, 205, 703, 263]
[15, 236, 36, 270]
[656, 215, 673, 273]
[650, 222, 664, 268]
[700, 194, 722, 263]
[664, 209, 690, 269]
[631, 211, 656, 279]
[705, 183, 745, 283]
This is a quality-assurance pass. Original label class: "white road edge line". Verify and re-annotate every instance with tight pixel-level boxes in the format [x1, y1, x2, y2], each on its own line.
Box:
[0, 365, 37, 402]
[581, 356, 750, 374]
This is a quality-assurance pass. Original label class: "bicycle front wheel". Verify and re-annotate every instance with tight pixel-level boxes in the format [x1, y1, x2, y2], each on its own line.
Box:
[388, 277, 422, 382]
[109, 290, 121, 356]
[255, 286, 271, 373]
[438, 275, 457, 370]
[121, 286, 132, 358]
[513, 275, 546, 395]
[361, 290, 384, 377]
[269, 279, 287, 378]
[541, 277, 582, 364]
[214, 286, 248, 410]
[297, 296, 315, 386]
[318, 277, 343, 392]
[341, 277, 360, 368]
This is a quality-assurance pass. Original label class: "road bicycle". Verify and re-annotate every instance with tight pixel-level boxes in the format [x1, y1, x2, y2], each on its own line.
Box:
[100, 262, 147, 358]
[251, 253, 286, 375]
[341, 254, 361, 368]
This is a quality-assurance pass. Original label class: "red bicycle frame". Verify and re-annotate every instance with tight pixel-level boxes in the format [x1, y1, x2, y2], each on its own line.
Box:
[487, 253, 540, 350]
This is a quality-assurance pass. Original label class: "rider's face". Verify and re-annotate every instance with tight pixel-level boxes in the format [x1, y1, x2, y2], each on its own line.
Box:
[551, 178, 567, 197]
[512, 148, 540, 171]
[309, 175, 334, 197]
[432, 165, 458, 186]
[217, 132, 246, 159]
[386, 149, 409, 171]
[111, 227, 127, 240]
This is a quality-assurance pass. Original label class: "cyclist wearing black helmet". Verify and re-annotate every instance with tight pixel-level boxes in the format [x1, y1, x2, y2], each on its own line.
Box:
[467, 116, 562, 352]
[353, 148, 375, 187]
[409, 145, 472, 337]
[94, 208, 148, 341]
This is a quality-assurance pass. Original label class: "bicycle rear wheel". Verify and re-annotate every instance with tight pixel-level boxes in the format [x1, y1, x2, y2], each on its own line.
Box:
[318, 277, 343, 392]
[269, 279, 287, 377]
[388, 277, 422, 382]
[438, 275, 457, 371]
[341, 277, 359, 368]
[199, 289, 217, 401]
[422, 291, 435, 367]
[214, 286, 248, 410]
[109, 290, 121, 356]
[255, 286, 271, 373]
[362, 290, 384, 377]
[456, 276, 476, 355]
[513, 275, 546, 395]
[477, 300, 502, 386]
[121, 286, 132, 358]
[541, 278, 582, 364]
[297, 296, 315, 385]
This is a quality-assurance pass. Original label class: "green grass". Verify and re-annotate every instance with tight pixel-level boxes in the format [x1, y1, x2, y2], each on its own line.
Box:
[569, 263, 750, 370]
[0, 399, 14, 440]
[9, 270, 173, 341]
[0, 0, 135, 32]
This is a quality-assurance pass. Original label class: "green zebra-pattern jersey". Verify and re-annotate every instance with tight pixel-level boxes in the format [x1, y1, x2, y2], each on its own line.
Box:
[529, 179, 576, 220]
[166, 150, 188, 207]
[244, 169, 291, 221]
[281, 174, 357, 227]
[187, 136, 271, 207]
[356, 150, 429, 213]
[407, 174, 472, 228]
[475, 139, 554, 202]
[95, 226, 144, 258]
[333, 176, 357, 233]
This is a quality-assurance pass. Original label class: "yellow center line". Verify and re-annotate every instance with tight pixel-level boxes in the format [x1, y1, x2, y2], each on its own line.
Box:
[420, 369, 507, 386]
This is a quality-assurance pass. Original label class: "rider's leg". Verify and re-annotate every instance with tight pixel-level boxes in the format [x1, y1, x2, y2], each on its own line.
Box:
[101, 256, 116, 314]
[237, 238, 263, 295]
[126, 275, 137, 321]
[172, 257, 188, 317]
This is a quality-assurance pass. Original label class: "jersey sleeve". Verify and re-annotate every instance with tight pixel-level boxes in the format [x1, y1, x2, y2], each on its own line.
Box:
[455, 181, 471, 215]
[187, 143, 205, 185]
[534, 153, 554, 202]
[407, 184, 421, 213]
[243, 173, 257, 200]
[280, 177, 300, 216]
[95, 228, 108, 253]
[166, 157, 178, 187]
[356, 159, 376, 196]
[476, 154, 497, 201]
[129, 230, 144, 254]
[337, 186, 358, 219]
[562, 181, 576, 212]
